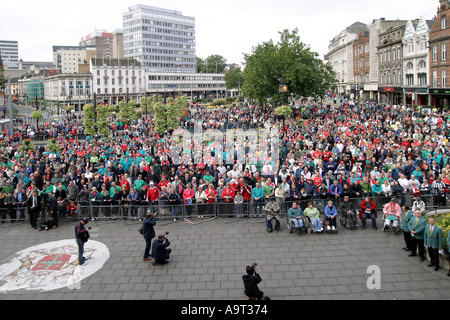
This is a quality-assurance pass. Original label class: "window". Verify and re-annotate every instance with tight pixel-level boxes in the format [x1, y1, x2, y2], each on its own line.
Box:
[442, 44, 447, 61]
[442, 70, 447, 87]
[433, 71, 438, 87]
[442, 17, 447, 30]
[406, 75, 414, 86]
[418, 60, 427, 69]
[418, 74, 427, 86]
[406, 62, 414, 71]
[433, 46, 438, 62]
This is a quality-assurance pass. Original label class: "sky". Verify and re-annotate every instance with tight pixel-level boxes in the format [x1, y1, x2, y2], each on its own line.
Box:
[0, 0, 437, 66]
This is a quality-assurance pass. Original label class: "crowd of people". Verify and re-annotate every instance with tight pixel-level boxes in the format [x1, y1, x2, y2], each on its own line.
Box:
[0, 101, 449, 274]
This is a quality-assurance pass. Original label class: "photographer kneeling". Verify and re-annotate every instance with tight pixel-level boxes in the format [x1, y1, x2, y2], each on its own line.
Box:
[242, 263, 270, 300]
[151, 233, 171, 266]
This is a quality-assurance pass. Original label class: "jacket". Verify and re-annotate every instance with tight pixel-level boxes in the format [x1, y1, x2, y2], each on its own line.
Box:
[324, 205, 338, 218]
[242, 273, 263, 298]
[424, 224, 444, 249]
[409, 216, 426, 240]
[75, 221, 90, 242]
[359, 200, 376, 219]
[151, 238, 171, 261]
[142, 216, 156, 239]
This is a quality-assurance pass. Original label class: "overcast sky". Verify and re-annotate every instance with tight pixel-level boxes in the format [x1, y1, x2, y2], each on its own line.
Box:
[0, 0, 437, 65]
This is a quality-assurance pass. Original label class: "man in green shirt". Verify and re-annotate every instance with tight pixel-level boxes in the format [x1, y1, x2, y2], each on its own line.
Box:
[134, 175, 146, 192]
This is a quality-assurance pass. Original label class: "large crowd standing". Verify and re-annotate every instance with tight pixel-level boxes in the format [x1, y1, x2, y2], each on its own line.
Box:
[1, 103, 450, 226]
[1, 101, 450, 275]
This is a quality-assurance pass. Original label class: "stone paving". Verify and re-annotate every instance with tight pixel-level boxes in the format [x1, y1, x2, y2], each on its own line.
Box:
[0, 215, 449, 300]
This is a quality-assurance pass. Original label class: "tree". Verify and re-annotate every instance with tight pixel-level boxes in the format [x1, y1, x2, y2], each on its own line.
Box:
[0, 56, 6, 91]
[96, 104, 110, 137]
[119, 100, 138, 125]
[83, 104, 96, 136]
[46, 138, 61, 153]
[31, 111, 43, 127]
[154, 95, 187, 133]
[224, 67, 244, 90]
[197, 55, 227, 73]
[241, 28, 337, 106]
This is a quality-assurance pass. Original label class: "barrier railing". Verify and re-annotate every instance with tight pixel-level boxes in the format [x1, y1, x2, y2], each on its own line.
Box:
[1, 193, 449, 228]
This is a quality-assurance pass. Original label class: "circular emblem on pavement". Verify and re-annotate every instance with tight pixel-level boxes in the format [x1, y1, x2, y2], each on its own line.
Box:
[0, 239, 110, 292]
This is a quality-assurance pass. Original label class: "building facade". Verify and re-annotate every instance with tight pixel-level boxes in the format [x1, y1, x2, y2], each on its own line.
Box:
[123, 4, 196, 73]
[90, 58, 147, 106]
[403, 17, 435, 106]
[353, 31, 370, 102]
[44, 73, 93, 112]
[0, 40, 19, 70]
[80, 30, 124, 60]
[53, 45, 97, 73]
[377, 25, 406, 105]
[146, 71, 227, 100]
[326, 22, 369, 102]
[429, 0, 450, 108]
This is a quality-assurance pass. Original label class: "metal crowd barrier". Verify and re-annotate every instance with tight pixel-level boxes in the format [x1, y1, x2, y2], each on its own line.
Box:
[0, 193, 449, 227]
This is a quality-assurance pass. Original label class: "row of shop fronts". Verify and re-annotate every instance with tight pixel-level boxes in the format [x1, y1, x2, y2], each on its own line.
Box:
[335, 84, 450, 108]
[378, 86, 450, 108]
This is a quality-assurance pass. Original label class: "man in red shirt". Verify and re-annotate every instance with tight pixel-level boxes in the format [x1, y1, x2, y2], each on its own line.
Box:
[146, 181, 160, 212]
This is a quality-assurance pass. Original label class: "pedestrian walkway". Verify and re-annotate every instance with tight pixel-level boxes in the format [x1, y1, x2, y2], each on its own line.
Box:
[0, 216, 448, 300]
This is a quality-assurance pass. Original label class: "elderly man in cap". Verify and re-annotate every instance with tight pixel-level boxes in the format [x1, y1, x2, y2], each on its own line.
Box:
[264, 197, 281, 232]
[75, 218, 90, 265]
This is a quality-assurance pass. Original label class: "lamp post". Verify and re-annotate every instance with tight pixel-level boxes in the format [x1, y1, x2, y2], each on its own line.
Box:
[278, 75, 288, 105]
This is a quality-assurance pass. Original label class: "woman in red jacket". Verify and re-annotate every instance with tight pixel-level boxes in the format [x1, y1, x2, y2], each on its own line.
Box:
[359, 196, 377, 230]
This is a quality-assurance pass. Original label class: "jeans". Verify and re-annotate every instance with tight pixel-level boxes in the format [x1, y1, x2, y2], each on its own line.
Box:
[253, 199, 263, 216]
[76, 238, 85, 264]
[310, 217, 323, 231]
[291, 218, 304, 229]
[362, 212, 377, 228]
[144, 237, 153, 258]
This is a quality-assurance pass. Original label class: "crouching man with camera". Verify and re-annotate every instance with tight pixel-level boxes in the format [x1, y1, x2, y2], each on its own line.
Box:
[242, 263, 270, 300]
[151, 232, 171, 266]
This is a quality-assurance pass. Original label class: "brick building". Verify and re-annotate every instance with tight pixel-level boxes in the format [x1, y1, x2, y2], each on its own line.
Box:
[353, 31, 370, 102]
[429, 0, 450, 108]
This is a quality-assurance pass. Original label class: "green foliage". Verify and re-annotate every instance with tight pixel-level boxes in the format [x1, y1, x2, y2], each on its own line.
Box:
[46, 138, 61, 153]
[197, 54, 227, 73]
[83, 104, 96, 136]
[241, 28, 337, 105]
[119, 100, 138, 125]
[31, 111, 43, 126]
[96, 104, 111, 136]
[154, 95, 188, 133]
[274, 105, 293, 118]
[224, 67, 244, 89]
[19, 139, 34, 153]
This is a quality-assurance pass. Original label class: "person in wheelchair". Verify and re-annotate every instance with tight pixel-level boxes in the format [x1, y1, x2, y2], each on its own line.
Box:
[324, 201, 338, 232]
[264, 198, 281, 233]
[288, 202, 305, 233]
[303, 202, 323, 233]
[382, 198, 402, 232]
[339, 196, 358, 229]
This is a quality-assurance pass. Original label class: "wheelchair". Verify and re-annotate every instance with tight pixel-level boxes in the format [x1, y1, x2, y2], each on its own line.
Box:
[302, 215, 321, 234]
[286, 215, 310, 234]
[339, 211, 358, 230]
[323, 216, 338, 233]
[381, 214, 401, 234]
[265, 210, 281, 233]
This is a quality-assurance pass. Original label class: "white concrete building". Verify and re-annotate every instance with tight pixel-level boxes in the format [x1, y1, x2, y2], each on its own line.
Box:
[90, 58, 147, 106]
[44, 73, 93, 112]
[403, 17, 435, 106]
[326, 22, 368, 101]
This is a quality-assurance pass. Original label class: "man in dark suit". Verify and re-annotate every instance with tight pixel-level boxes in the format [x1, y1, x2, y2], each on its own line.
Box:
[27, 190, 40, 229]
[151, 233, 171, 265]
[142, 211, 157, 261]
[48, 191, 59, 228]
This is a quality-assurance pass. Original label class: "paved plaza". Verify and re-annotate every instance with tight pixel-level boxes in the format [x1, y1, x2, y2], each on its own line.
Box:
[0, 215, 448, 301]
